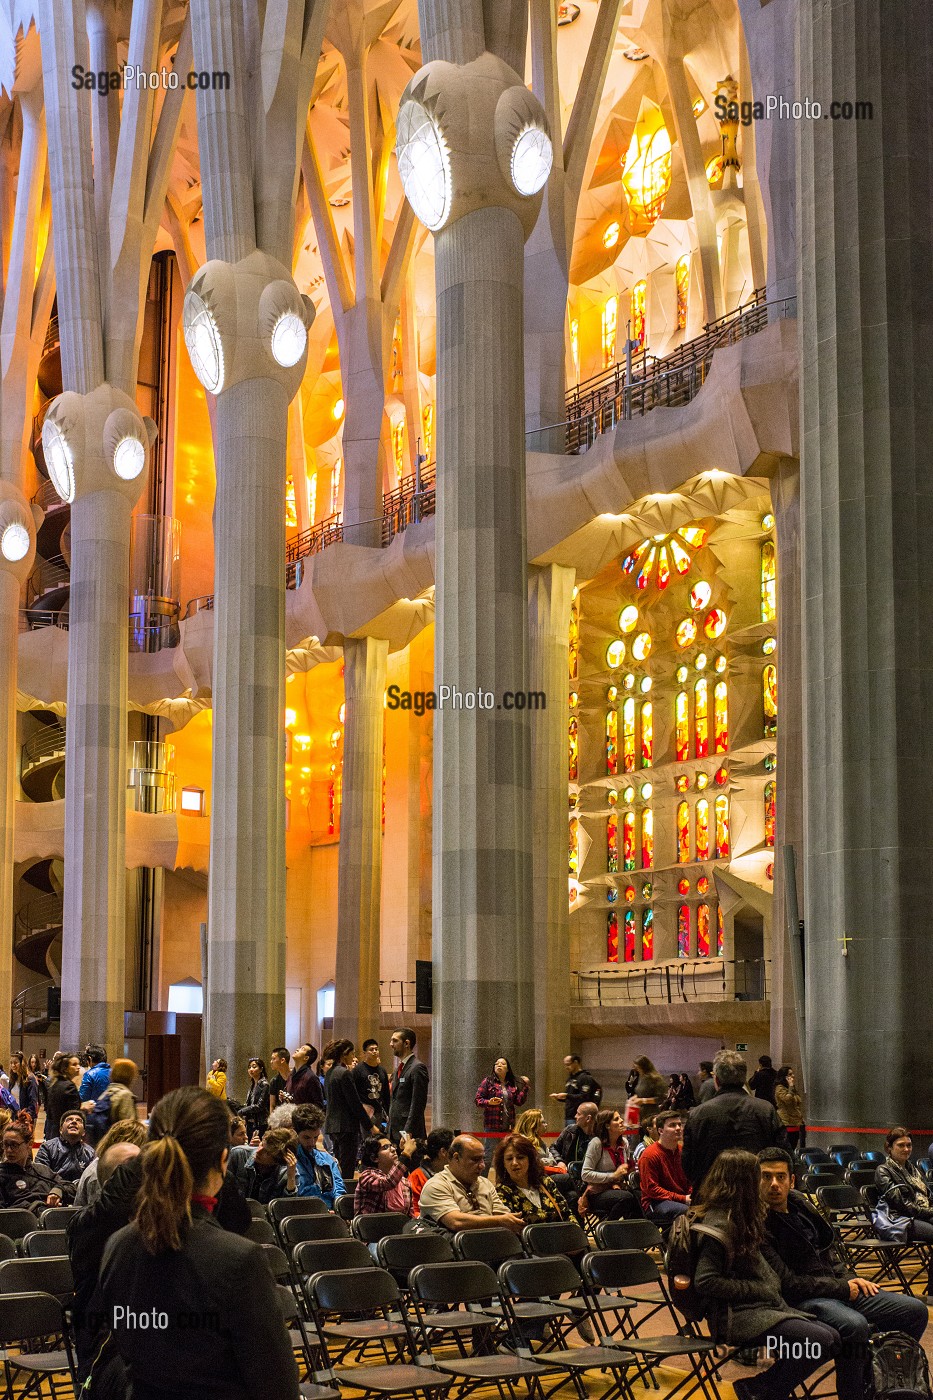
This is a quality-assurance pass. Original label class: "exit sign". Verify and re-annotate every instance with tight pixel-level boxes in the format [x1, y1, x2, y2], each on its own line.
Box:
[735, 1042, 748, 1052]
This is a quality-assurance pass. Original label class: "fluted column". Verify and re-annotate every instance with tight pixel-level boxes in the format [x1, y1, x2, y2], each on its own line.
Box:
[334, 636, 388, 1046]
[529, 563, 575, 1101]
[799, 0, 933, 1127]
[0, 570, 16, 1064]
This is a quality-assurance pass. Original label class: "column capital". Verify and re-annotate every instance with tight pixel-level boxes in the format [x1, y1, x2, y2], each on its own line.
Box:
[0, 480, 40, 582]
[40, 384, 155, 508]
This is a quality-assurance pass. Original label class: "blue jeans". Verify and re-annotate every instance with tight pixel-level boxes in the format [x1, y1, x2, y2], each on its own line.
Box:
[805, 1291, 928, 1400]
[647, 1199, 689, 1224]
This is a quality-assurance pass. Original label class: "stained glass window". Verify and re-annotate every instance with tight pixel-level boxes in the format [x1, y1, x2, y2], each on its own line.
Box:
[622, 697, 636, 773]
[308, 471, 317, 524]
[641, 808, 654, 869]
[696, 798, 710, 861]
[632, 632, 652, 660]
[704, 608, 727, 639]
[697, 903, 711, 957]
[690, 581, 711, 610]
[631, 279, 647, 347]
[675, 691, 689, 762]
[715, 794, 730, 858]
[619, 605, 639, 633]
[695, 678, 709, 758]
[606, 709, 618, 776]
[608, 912, 619, 962]
[764, 780, 776, 847]
[697, 875, 709, 895]
[602, 295, 618, 368]
[569, 817, 579, 875]
[606, 639, 625, 668]
[624, 883, 636, 903]
[569, 599, 579, 680]
[330, 459, 342, 515]
[624, 909, 636, 962]
[569, 717, 578, 783]
[714, 681, 728, 754]
[640, 701, 653, 767]
[678, 905, 690, 957]
[622, 527, 707, 588]
[677, 801, 690, 864]
[285, 476, 298, 529]
[422, 404, 434, 461]
[717, 904, 724, 955]
[570, 319, 580, 382]
[642, 907, 654, 960]
[761, 540, 776, 623]
[608, 813, 619, 872]
[763, 664, 777, 738]
[392, 418, 406, 483]
[676, 618, 697, 648]
[675, 254, 690, 330]
[623, 811, 636, 871]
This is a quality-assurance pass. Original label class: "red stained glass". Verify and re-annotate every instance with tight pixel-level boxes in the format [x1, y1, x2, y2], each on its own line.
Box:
[765, 780, 776, 847]
[657, 546, 671, 589]
[569, 717, 578, 782]
[696, 798, 710, 861]
[670, 537, 692, 574]
[640, 701, 653, 767]
[678, 904, 690, 957]
[624, 909, 636, 962]
[677, 800, 690, 864]
[677, 877, 690, 895]
[623, 698, 636, 772]
[623, 811, 636, 871]
[697, 875, 709, 895]
[714, 681, 728, 754]
[695, 679, 709, 758]
[766, 862, 774, 880]
[607, 813, 619, 872]
[641, 808, 654, 869]
[717, 904, 724, 956]
[714, 764, 728, 786]
[715, 794, 730, 858]
[606, 708, 618, 776]
[675, 692, 689, 761]
[608, 912, 619, 962]
[675, 773, 689, 793]
[697, 903, 711, 957]
[637, 546, 656, 590]
[704, 607, 727, 639]
[642, 907, 653, 960]
[622, 539, 652, 576]
[624, 884, 636, 903]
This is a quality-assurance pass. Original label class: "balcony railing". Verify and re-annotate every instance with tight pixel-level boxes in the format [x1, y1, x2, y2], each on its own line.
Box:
[21, 722, 67, 779]
[15, 892, 63, 945]
[571, 957, 770, 1008]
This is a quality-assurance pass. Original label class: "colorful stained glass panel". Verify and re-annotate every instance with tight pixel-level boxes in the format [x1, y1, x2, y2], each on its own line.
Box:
[764, 664, 777, 738]
[765, 780, 776, 847]
[640, 701, 653, 767]
[697, 903, 711, 957]
[714, 681, 728, 754]
[677, 801, 690, 864]
[678, 904, 690, 957]
[623, 697, 636, 773]
[608, 911, 619, 962]
[624, 909, 636, 962]
[695, 678, 709, 758]
[642, 907, 654, 960]
[606, 709, 618, 775]
[715, 794, 730, 858]
[696, 798, 710, 860]
[761, 540, 776, 623]
[623, 811, 636, 871]
[641, 808, 654, 869]
[676, 691, 689, 761]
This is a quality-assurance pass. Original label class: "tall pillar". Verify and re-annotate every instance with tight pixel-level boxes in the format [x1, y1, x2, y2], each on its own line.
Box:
[397, 32, 553, 1122]
[529, 564, 574, 1102]
[334, 636, 388, 1046]
[799, 1, 933, 1127]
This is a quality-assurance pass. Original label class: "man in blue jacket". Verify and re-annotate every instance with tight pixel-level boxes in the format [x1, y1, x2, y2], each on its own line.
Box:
[293, 1104, 345, 1207]
[79, 1045, 111, 1105]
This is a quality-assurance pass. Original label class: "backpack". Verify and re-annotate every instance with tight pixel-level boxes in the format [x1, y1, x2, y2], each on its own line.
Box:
[866, 1331, 932, 1400]
[664, 1212, 730, 1322]
[85, 1087, 114, 1147]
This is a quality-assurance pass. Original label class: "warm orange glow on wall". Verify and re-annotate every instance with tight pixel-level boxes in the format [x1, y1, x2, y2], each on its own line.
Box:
[622, 107, 673, 231]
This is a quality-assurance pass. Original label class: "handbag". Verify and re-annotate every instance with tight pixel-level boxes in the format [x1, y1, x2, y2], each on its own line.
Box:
[872, 1193, 911, 1242]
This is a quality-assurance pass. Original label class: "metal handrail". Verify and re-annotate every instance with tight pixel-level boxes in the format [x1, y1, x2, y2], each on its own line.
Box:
[42, 315, 60, 358]
[15, 893, 63, 943]
[32, 478, 66, 511]
[11, 980, 58, 1041]
[571, 957, 770, 1008]
[21, 722, 67, 771]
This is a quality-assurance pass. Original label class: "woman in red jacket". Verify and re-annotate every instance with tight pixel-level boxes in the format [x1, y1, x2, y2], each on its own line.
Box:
[475, 1058, 530, 1157]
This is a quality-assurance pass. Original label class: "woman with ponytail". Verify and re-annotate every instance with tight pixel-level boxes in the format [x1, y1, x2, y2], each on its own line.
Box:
[99, 1086, 299, 1399]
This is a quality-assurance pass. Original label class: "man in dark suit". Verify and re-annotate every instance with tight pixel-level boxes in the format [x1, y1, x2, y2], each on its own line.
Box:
[387, 1027, 429, 1143]
[682, 1049, 787, 1190]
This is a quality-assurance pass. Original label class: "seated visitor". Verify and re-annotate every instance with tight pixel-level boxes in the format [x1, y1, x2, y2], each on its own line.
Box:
[514, 1108, 567, 1172]
[291, 1103, 345, 1206]
[99, 1087, 299, 1400]
[552, 1100, 598, 1206]
[875, 1127, 933, 1300]
[74, 1119, 148, 1207]
[407, 1128, 454, 1216]
[229, 1115, 248, 1147]
[581, 1109, 643, 1219]
[632, 1114, 660, 1163]
[418, 1134, 524, 1234]
[758, 1147, 926, 1398]
[34, 1109, 96, 1183]
[492, 1133, 569, 1223]
[0, 1118, 71, 1209]
[638, 1111, 691, 1223]
[228, 1127, 299, 1203]
[691, 1149, 841, 1400]
[660, 1073, 696, 1114]
[354, 1134, 418, 1215]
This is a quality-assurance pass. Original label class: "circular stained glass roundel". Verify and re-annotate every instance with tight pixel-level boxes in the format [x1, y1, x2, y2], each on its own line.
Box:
[0, 521, 29, 562]
[762, 637, 777, 655]
[676, 665, 689, 684]
[697, 876, 709, 895]
[42, 419, 76, 504]
[113, 436, 145, 481]
[690, 581, 712, 611]
[619, 605, 639, 633]
[624, 884, 636, 903]
[606, 639, 625, 668]
[677, 878, 690, 895]
[704, 608, 727, 639]
[183, 290, 224, 393]
[676, 618, 697, 648]
[632, 632, 652, 661]
[396, 103, 452, 231]
[271, 312, 308, 368]
[511, 125, 553, 196]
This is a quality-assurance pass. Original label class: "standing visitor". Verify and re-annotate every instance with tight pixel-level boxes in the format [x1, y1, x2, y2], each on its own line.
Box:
[628, 1055, 668, 1120]
[774, 1066, 805, 1151]
[387, 1028, 429, 1143]
[696, 1061, 717, 1103]
[206, 1058, 228, 1099]
[475, 1057, 530, 1152]
[44, 1051, 82, 1140]
[241, 1058, 270, 1139]
[284, 1044, 324, 1108]
[749, 1055, 778, 1105]
[549, 1054, 602, 1125]
[79, 1045, 111, 1105]
[323, 1038, 376, 1178]
[682, 1051, 787, 1190]
[352, 1039, 391, 1129]
[268, 1047, 290, 1110]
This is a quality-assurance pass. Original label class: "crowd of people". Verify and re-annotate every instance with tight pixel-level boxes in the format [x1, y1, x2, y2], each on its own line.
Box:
[1, 1035, 930, 1398]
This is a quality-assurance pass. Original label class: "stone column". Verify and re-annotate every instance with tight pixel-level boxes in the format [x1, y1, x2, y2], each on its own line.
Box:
[528, 563, 575, 1102]
[799, 1, 933, 1128]
[334, 635, 388, 1046]
[397, 39, 552, 1121]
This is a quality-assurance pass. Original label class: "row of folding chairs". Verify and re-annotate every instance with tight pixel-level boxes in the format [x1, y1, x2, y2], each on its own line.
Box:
[0, 1251, 77, 1398]
[813, 1182, 931, 1295]
[0, 1204, 78, 1242]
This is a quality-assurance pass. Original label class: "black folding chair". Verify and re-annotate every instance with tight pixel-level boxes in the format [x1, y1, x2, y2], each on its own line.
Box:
[377, 1233, 455, 1291]
[272, 1281, 336, 1397]
[258, 1243, 292, 1283]
[800, 1150, 832, 1166]
[293, 1239, 376, 1286]
[334, 1194, 356, 1222]
[21, 1231, 68, 1260]
[0, 1257, 74, 1305]
[351, 1212, 409, 1245]
[268, 1195, 330, 1241]
[0, 1290, 78, 1400]
[248, 1198, 267, 1219]
[845, 1165, 879, 1192]
[306, 1266, 451, 1395]
[282, 1215, 350, 1251]
[814, 1184, 915, 1289]
[0, 1211, 41, 1244]
[38, 1207, 78, 1230]
[0, 1238, 13, 1265]
[582, 1250, 728, 1400]
[499, 1255, 637, 1400]
[828, 1145, 858, 1166]
[409, 1260, 566, 1393]
[594, 1219, 665, 1254]
[452, 1227, 524, 1268]
[245, 1217, 277, 1245]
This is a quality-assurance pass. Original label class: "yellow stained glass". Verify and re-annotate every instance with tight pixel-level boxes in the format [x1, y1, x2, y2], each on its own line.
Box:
[602, 295, 618, 368]
[714, 681, 728, 754]
[761, 540, 777, 622]
[675, 253, 690, 330]
[622, 110, 673, 230]
[640, 701, 653, 767]
[675, 691, 689, 761]
[676, 618, 697, 649]
[704, 607, 727, 639]
[695, 678, 709, 758]
[764, 663, 778, 737]
[619, 605, 639, 633]
[632, 632, 652, 661]
[422, 404, 434, 461]
[696, 797, 710, 860]
[715, 794, 730, 858]
[641, 807, 653, 869]
[690, 581, 711, 610]
[606, 709, 618, 776]
[623, 697, 636, 773]
[677, 800, 690, 863]
[607, 639, 625, 669]
[631, 279, 647, 347]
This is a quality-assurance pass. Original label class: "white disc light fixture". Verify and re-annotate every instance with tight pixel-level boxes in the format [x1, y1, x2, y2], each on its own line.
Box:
[510, 124, 553, 196]
[42, 418, 76, 504]
[183, 289, 224, 393]
[271, 312, 308, 368]
[113, 435, 146, 481]
[396, 101, 452, 231]
[0, 521, 30, 562]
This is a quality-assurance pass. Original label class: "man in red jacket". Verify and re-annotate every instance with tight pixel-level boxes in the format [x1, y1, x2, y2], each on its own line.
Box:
[638, 1111, 691, 1224]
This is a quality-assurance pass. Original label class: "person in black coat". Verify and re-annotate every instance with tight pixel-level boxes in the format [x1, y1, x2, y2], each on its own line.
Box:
[323, 1039, 376, 1176]
[240, 1058, 270, 1139]
[96, 1087, 297, 1400]
[682, 1051, 787, 1191]
[748, 1054, 778, 1105]
[387, 1028, 429, 1143]
[44, 1051, 83, 1139]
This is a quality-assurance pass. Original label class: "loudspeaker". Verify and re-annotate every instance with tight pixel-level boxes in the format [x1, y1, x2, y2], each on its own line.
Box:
[415, 960, 433, 1014]
[47, 986, 61, 1020]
